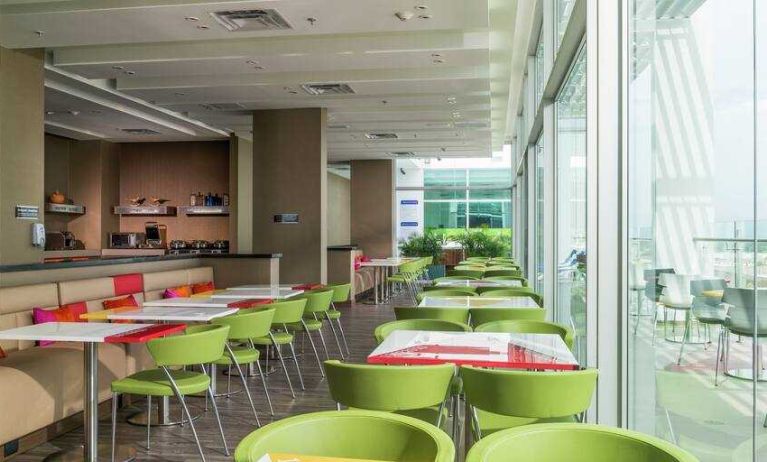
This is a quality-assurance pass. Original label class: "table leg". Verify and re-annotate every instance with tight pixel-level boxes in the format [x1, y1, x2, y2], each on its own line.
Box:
[45, 343, 136, 461]
[374, 267, 380, 304]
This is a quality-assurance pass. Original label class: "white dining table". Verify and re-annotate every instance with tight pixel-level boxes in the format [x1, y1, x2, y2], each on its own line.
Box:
[142, 296, 246, 308]
[0, 322, 183, 461]
[107, 306, 238, 322]
[359, 257, 418, 304]
[434, 279, 523, 288]
[418, 296, 540, 309]
[210, 288, 303, 299]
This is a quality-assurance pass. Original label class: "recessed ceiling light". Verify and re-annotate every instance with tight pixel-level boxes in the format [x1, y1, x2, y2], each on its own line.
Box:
[414, 5, 429, 10]
[124, 70, 136, 75]
[418, 14, 432, 19]
[254, 65, 265, 70]
[306, 17, 317, 26]
[197, 24, 210, 30]
[68, 110, 80, 116]
[431, 53, 443, 58]
[112, 65, 124, 70]
[45, 111, 55, 115]
[432, 59, 445, 64]
[395, 11, 414, 21]
[35, 30, 45, 37]
[288, 90, 298, 94]
[184, 16, 199, 21]
[174, 92, 186, 96]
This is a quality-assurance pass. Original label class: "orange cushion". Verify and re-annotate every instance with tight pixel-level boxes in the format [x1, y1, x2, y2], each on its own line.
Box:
[163, 285, 192, 298]
[32, 302, 88, 346]
[103, 294, 139, 310]
[0, 346, 5, 359]
[191, 281, 215, 295]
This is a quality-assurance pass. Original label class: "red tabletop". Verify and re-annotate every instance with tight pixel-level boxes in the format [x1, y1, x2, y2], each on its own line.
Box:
[368, 330, 578, 370]
[227, 298, 273, 308]
[292, 283, 324, 291]
[105, 323, 186, 343]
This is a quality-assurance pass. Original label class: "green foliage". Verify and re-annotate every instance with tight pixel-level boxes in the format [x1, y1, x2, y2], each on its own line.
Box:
[454, 228, 511, 258]
[398, 232, 446, 262]
[427, 227, 511, 241]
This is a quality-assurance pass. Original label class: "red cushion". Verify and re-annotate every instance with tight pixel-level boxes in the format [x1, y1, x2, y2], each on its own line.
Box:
[0, 346, 6, 359]
[103, 294, 139, 310]
[113, 273, 143, 296]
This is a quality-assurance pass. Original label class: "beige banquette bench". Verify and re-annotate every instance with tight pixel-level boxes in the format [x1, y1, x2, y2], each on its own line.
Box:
[327, 248, 376, 302]
[0, 266, 215, 450]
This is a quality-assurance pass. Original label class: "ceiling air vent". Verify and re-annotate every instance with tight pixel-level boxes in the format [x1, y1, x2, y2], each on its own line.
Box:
[390, 151, 416, 158]
[120, 128, 160, 135]
[200, 103, 246, 111]
[365, 133, 398, 140]
[211, 9, 292, 32]
[301, 83, 355, 96]
[453, 121, 488, 129]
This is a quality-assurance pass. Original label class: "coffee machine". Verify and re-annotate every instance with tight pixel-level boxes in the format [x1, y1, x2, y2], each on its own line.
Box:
[144, 222, 167, 248]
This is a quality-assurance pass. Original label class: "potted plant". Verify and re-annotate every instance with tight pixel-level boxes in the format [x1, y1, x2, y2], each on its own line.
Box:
[398, 231, 447, 279]
[455, 228, 512, 258]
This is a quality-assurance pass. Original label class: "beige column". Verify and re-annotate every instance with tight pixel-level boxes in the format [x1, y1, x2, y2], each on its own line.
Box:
[350, 160, 395, 258]
[229, 135, 253, 253]
[0, 47, 45, 265]
[252, 109, 327, 284]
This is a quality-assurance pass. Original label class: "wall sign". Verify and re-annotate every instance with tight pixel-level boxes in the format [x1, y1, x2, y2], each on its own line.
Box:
[274, 213, 299, 224]
[15, 205, 39, 220]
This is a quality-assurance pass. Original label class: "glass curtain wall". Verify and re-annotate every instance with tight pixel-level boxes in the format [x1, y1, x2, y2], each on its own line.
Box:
[556, 46, 587, 365]
[626, 0, 763, 460]
[535, 137, 545, 294]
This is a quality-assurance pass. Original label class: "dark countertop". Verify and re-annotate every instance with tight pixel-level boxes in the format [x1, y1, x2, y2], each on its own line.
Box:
[0, 253, 282, 273]
[327, 245, 359, 251]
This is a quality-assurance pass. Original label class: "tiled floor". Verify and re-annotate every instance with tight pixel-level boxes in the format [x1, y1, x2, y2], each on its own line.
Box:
[14, 293, 398, 461]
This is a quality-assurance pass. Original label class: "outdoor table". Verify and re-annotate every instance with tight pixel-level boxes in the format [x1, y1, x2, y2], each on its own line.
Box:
[211, 288, 303, 300]
[367, 329, 578, 448]
[434, 279, 523, 288]
[0, 322, 185, 461]
[418, 296, 540, 309]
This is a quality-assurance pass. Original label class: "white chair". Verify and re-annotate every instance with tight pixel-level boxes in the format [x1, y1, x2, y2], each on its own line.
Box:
[629, 262, 648, 335]
[658, 273, 704, 364]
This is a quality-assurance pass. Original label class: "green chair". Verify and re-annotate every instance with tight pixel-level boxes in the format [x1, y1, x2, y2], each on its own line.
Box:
[234, 410, 455, 462]
[448, 269, 485, 279]
[374, 319, 472, 344]
[251, 299, 308, 398]
[286, 289, 336, 377]
[394, 306, 471, 324]
[484, 269, 522, 278]
[323, 282, 352, 358]
[435, 275, 480, 282]
[461, 366, 598, 441]
[480, 288, 543, 307]
[475, 283, 530, 295]
[464, 423, 698, 462]
[417, 289, 477, 303]
[469, 308, 545, 327]
[324, 360, 455, 428]
[483, 275, 528, 283]
[388, 261, 422, 304]
[211, 307, 276, 417]
[466, 257, 491, 262]
[424, 285, 477, 295]
[474, 320, 574, 350]
[111, 325, 231, 460]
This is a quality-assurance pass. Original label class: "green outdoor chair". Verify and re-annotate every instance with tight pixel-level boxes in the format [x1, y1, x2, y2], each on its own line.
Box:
[469, 308, 546, 327]
[474, 320, 574, 350]
[287, 289, 337, 375]
[323, 282, 353, 358]
[324, 360, 455, 428]
[251, 299, 308, 398]
[110, 324, 231, 460]
[465, 423, 699, 462]
[480, 288, 543, 307]
[234, 410, 455, 462]
[448, 269, 485, 279]
[461, 366, 598, 441]
[417, 289, 477, 303]
[211, 307, 276, 417]
[394, 306, 471, 324]
[374, 319, 472, 344]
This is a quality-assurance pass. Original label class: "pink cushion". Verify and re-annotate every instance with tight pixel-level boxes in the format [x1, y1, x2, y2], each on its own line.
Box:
[32, 302, 88, 346]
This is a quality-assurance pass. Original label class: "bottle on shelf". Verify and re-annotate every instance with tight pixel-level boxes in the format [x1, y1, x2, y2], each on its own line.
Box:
[189, 192, 197, 206]
[196, 192, 203, 206]
[213, 193, 221, 206]
[223, 192, 230, 206]
[205, 192, 212, 206]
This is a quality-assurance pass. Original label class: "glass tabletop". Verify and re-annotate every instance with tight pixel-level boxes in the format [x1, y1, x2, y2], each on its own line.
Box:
[368, 330, 578, 370]
[418, 296, 539, 308]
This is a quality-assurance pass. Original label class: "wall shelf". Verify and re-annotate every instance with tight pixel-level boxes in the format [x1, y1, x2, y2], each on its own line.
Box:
[112, 205, 177, 216]
[179, 205, 230, 216]
[45, 203, 86, 215]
